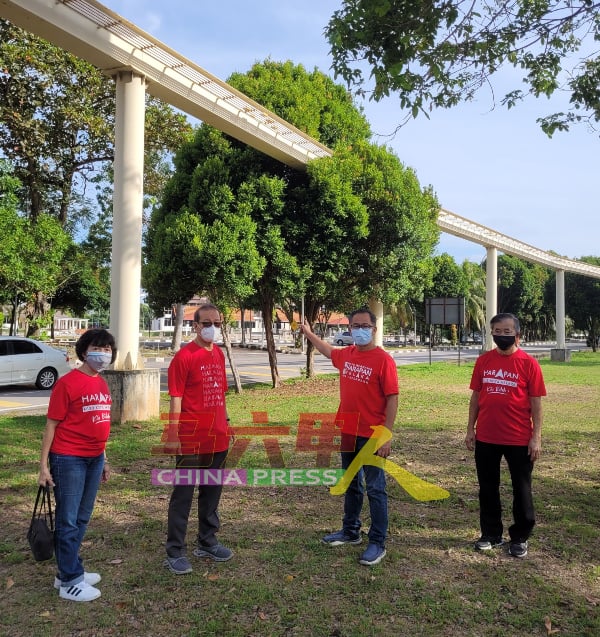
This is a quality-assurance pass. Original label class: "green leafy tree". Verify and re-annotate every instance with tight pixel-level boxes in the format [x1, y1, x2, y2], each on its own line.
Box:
[462, 260, 486, 340]
[0, 19, 193, 226]
[496, 255, 550, 339]
[230, 63, 439, 376]
[422, 253, 468, 344]
[145, 60, 439, 384]
[423, 253, 468, 298]
[326, 1, 600, 135]
[143, 127, 266, 387]
[0, 19, 114, 225]
[0, 20, 192, 332]
[0, 164, 71, 335]
[50, 244, 109, 320]
[565, 257, 600, 352]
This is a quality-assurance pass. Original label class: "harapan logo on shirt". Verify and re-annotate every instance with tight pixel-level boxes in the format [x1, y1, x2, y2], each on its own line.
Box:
[482, 368, 519, 390]
[341, 361, 373, 384]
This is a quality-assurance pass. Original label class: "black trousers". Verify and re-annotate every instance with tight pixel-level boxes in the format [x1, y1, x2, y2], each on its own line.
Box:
[475, 440, 535, 542]
[166, 450, 228, 558]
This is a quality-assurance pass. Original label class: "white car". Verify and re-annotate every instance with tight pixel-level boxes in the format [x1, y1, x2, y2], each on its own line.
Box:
[330, 331, 354, 346]
[0, 336, 71, 389]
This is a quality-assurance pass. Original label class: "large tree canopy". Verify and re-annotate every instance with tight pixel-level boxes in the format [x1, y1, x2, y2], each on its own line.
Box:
[145, 60, 439, 384]
[326, 0, 600, 135]
[0, 18, 192, 228]
[0, 19, 192, 328]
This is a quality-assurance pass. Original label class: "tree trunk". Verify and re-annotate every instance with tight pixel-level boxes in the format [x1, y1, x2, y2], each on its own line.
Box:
[10, 296, 19, 336]
[221, 324, 243, 393]
[25, 290, 50, 338]
[171, 303, 184, 352]
[305, 339, 316, 378]
[240, 306, 246, 345]
[304, 301, 319, 378]
[260, 294, 280, 388]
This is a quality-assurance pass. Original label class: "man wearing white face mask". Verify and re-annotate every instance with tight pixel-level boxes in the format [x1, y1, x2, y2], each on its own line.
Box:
[300, 308, 399, 566]
[164, 303, 233, 575]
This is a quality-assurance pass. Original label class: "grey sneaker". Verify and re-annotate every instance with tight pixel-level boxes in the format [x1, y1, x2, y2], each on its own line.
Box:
[321, 529, 362, 546]
[164, 555, 193, 574]
[193, 544, 233, 562]
[474, 536, 504, 551]
[509, 541, 528, 558]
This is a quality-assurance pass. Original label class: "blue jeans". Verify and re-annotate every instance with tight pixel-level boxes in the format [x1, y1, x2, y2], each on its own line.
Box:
[341, 435, 388, 546]
[50, 453, 104, 586]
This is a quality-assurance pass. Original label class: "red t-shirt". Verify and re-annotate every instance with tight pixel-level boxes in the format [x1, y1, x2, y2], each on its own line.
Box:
[48, 369, 112, 457]
[331, 345, 399, 438]
[470, 348, 546, 445]
[168, 341, 229, 454]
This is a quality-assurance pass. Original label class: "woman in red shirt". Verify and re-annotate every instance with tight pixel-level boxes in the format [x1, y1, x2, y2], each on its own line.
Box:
[38, 328, 116, 602]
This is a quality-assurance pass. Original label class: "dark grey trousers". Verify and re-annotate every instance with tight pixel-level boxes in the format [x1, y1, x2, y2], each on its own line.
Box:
[166, 450, 228, 558]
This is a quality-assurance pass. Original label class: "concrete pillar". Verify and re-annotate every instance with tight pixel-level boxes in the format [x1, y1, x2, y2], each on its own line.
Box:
[484, 246, 498, 351]
[108, 71, 161, 421]
[551, 269, 570, 361]
[104, 368, 161, 424]
[369, 298, 384, 347]
[110, 71, 145, 371]
[555, 269, 566, 348]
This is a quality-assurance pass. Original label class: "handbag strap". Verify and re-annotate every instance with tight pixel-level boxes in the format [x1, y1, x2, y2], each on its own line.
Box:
[30, 485, 45, 527]
[30, 485, 54, 530]
[42, 485, 54, 530]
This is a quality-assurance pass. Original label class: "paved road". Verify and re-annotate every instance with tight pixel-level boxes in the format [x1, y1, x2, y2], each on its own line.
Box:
[0, 342, 588, 415]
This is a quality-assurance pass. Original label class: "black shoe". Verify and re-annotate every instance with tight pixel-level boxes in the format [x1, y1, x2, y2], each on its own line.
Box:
[509, 541, 528, 558]
[474, 536, 504, 551]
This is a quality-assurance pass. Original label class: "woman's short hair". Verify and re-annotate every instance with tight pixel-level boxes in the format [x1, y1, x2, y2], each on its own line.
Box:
[75, 328, 117, 363]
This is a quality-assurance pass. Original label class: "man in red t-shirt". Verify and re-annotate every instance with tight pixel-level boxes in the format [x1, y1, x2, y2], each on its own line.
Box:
[301, 308, 398, 566]
[465, 313, 546, 558]
[164, 303, 233, 575]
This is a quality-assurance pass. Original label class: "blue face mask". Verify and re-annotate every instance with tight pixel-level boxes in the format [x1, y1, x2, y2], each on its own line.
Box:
[86, 351, 112, 372]
[351, 327, 373, 346]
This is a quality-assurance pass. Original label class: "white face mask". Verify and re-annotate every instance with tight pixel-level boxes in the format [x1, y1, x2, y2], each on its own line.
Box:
[200, 325, 217, 342]
[86, 351, 112, 372]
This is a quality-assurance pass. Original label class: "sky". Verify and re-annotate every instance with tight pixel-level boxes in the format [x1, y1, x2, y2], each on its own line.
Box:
[107, 0, 599, 265]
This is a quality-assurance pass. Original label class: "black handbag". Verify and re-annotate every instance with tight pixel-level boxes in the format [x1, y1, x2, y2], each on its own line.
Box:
[27, 485, 55, 561]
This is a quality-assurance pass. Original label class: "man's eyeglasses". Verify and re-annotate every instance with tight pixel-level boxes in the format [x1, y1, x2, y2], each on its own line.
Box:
[197, 321, 222, 328]
[351, 323, 374, 330]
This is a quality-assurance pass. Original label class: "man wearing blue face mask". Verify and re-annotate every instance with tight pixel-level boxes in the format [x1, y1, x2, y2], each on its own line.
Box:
[164, 303, 233, 575]
[465, 313, 546, 558]
[300, 308, 399, 566]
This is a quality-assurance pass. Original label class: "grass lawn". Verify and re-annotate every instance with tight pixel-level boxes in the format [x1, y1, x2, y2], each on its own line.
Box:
[1, 353, 599, 636]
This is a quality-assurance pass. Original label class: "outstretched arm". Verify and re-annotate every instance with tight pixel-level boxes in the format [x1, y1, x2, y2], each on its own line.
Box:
[299, 319, 334, 359]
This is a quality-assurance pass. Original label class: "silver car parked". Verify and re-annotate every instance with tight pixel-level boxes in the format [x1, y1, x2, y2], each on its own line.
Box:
[0, 336, 71, 389]
[330, 331, 354, 346]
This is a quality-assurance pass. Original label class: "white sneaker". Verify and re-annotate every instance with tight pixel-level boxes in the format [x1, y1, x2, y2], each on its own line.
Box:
[54, 571, 101, 589]
[59, 581, 101, 602]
